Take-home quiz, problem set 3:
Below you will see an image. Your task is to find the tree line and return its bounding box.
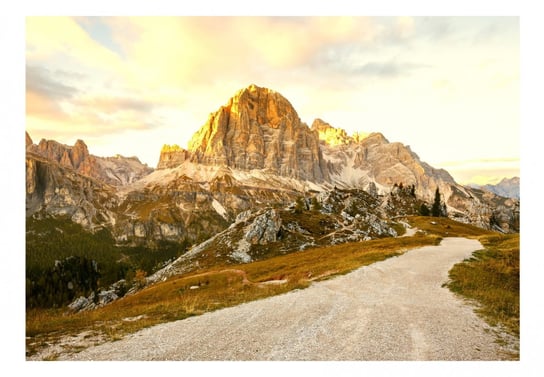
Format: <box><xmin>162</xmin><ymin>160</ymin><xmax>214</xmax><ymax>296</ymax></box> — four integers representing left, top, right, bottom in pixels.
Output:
<box><xmin>26</xmin><ymin>216</ymin><xmax>188</xmax><ymax>308</ymax></box>
<box><xmin>419</xmin><ymin>187</ymin><xmax>447</xmax><ymax>217</ymax></box>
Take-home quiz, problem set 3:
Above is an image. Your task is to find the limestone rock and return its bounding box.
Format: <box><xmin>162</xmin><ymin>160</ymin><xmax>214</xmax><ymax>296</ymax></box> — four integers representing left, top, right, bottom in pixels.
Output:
<box><xmin>26</xmin><ymin>131</ymin><xmax>33</xmax><ymax>148</ymax></box>
<box><xmin>157</xmin><ymin>144</ymin><xmax>191</xmax><ymax>169</ymax></box>
<box><xmin>188</xmin><ymin>84</ymin><xmax>329</xmax><ymax>182</ymax></box>
<box><xmin>311</xmin><ymin>118</ymin><xmax>357</xmax><ymax>146</ymax></box>
<box><xmin>25</xmin><ymin>153</ymin><xmax>118</xmax><ymax>228</ymax></box>
<box><xmin>27</xmin><ymin>134</ymin><xmax>152</xmax><ymax>186</ymax></box>
<box><xmin>71</xmin><ymin>139</ymin><xmax>90</xmax><ymax>169</ymax></box>
<box><xmin>244</xmin><ymin>209</ymin><xmax>282</xmax><ymax>245</ymax></box>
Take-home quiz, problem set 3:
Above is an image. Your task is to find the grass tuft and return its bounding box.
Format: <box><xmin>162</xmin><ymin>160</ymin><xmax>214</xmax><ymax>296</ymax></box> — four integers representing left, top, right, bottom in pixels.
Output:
<box><xmin>446</xmin><ymin>233</ymin><xmax>519</xmax><ymax>336</ymax></box>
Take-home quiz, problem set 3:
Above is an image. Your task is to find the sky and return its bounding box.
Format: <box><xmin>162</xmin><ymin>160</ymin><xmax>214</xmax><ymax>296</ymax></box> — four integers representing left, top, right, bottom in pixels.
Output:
<box><xmin>24</xmin><ymin>16</ymin><xmax>520</xmax><ymax>185</ymax></box>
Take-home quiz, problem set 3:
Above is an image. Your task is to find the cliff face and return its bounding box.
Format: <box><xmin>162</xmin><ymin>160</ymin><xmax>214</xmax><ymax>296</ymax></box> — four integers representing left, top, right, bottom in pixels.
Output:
<box><xmin>185</xmin><ymin>84</ymin><xmax>329</xmax><ymax>182</ymax></box>
<box><xmin>156</xmin><ymin>145</ymin><xmax>191</xmax><ymax>170</ymax></box>
<box><xmin>26</xmin><ymin>135</ymin><xmax>153</xmax><ymax>186</ymax></box>
<box><xmin>25</xmin><ymin>154</ymin><xmax>118</xmax><ymax>228</ymax></box>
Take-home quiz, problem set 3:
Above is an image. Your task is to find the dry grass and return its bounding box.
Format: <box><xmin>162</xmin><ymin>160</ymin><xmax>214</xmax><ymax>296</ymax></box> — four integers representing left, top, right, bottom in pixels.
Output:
<box><xmin>26</xmin><ymin>234</ymin><xmax>440</xmax><ymax>357</ymax></box>
<box><xmin>446</xmin><ymin>233</ymin><xmax>520</xmax><ymax>336</ymax></box>
<box><xmin>407</xmin><ymin>216</ymin><xmax>493</xmax><ymax>238</ymax></box>
<box><xmin>27</xmin><ymin>216</ymin><xmax>520</xmax><ymax>359</ymax></box>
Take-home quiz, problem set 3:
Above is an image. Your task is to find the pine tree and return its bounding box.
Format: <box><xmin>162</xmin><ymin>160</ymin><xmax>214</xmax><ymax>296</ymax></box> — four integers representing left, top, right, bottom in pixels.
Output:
<box><xmin>420</xmin><ymin>203</ymin><xmax>430</xmax><ymax>216</ymax></box>
<box><xmin>431</xmin><ymin>188</ymin><xmax>441</xmax><ymax>217</ymax></box>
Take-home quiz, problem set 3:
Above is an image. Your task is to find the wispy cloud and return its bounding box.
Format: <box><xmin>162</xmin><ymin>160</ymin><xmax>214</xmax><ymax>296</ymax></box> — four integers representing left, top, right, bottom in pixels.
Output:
<box><xmin>26</xmin><ymin>65</ymin><xmax>78</xmax><ymax>100</ymax></box>
<box><xmin>352</xmin><ymin>61</ymin><xmax>431</xmax><ymax>77</ymax></box>
<box><xmin>435</xmin><ymin>158</ymin><xmax>520</xmax><ymax>185</ymax></box>
<box><xmin>26</xmin><ymin>64</ymin><xmax>165</xmax><ymax>137</ymax></box>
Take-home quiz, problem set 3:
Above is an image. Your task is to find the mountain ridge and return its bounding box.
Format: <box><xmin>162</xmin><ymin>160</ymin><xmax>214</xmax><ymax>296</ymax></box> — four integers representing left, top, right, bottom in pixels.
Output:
<box><xmin>26</xmin><ymin>84</ymin><xmax>519</xmax><ymax>248</ymax></box>
<box><xmin>26</xmin><ymin>132</ymin><xmax>154</xmax><ymax>187</ymax></box>
<box><xmin>476</xmin><ymin>177</ymin><xmax>520</xmax><ymax>200</ymax></box>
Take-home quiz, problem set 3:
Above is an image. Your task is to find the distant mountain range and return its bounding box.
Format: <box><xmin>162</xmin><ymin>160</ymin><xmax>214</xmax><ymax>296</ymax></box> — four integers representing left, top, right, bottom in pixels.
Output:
<box><xmin>469</xmin><ymin>177</ymin><xmax>519</xmax><ymax>200</ymax></box>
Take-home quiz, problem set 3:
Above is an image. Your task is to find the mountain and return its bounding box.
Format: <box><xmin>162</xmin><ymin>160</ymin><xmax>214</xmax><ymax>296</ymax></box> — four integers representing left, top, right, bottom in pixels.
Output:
<box><xmin>25</xmin><ymin>151</ymin><xmax>119</xmax><ymax>228</ymax></box>
<box><xmin>26</xmin><ymin>84</ymin><xmax>519</xmax><ymax>249</ymax></box>
<box><xmin>478</xmin><ymin>177</ymin><xmax>520</xmax><ymax>200</ymax></box>
<box><xmin>147</xmin><ymin>186</ymin><xmax>428</xmax><ymax>284</ymax></box>
<box><xmin>26</xmin><ymin>132</ymin><xmax>153</xmax><ymax>186</ymax></box>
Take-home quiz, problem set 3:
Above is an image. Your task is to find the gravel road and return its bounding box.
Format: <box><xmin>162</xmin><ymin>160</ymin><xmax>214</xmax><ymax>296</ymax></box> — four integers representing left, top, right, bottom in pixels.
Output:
<box><xmin>61</xmin><ymin>237</ymin><xmax>514</xmax><ymax>361</ymax></box>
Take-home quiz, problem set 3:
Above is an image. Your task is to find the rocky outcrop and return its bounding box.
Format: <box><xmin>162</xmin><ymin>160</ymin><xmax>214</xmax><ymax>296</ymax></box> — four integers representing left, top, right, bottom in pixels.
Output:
<box><xmin>83</xmin><ymin>155</ymin><xmax>153</xmax><ymax>186</ymax></box>
<box><xmin>243</xmin><ymin>209</ymin><xmax>282</xmax><ymax>245</ymax></box>
<box><xmin>157</xmin><ymin>144</ymin><xmax>191</xmax><ymax>169</ymax></box>
<box><xmin>68</xmin><ymin>280</ymin><xmax>127</xmax><ymax>312</ymax></box>
<box><xmin>25</xmin><ymin>154</ymin><xmax>118</xmax><ymax>229</ymax></box>
<box><xmin>187</xmin><ymin>84</ymin><xmax>329</xmax><ymax>182</ymax></box>
<box><xmin>26</xmin><ymin>133</ymin><xmax>153</xmax><ymax>186</ymax></box>
<box><xmin>26</xmin><ymin>131</ymin><xmax>33</xmax><ymax>148</ymax></box>
<box><xmin>311</xmin><ymin>119</ymin><xmax>354</xmax><ymax>146</ymax></box>
<box><xmin>447</xmin><ymin>185</ymin><xmax>519</xmax><ymax>233</ymax></box>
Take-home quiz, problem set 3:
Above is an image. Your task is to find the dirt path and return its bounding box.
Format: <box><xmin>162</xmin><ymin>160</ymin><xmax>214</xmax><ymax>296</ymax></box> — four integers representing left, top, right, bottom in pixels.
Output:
<box><xmin>60</xmin><ymin>237</ymin><xmax>514</xmax><ymax>361</ymax></box>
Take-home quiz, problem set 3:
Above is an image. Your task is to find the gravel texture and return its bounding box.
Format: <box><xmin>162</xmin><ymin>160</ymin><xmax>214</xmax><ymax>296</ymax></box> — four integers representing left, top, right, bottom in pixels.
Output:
<box><xmin>60</xmin><ymin>237</ymin><xmax>514</xmax><ymax>361</ymax></box>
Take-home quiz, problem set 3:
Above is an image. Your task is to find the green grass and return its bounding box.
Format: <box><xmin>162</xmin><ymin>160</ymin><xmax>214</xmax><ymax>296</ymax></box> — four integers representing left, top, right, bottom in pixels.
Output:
<box><xmin>446</xmin><ymin>233</ymin><xmax>520</xmax><ymax>337</ymax></box>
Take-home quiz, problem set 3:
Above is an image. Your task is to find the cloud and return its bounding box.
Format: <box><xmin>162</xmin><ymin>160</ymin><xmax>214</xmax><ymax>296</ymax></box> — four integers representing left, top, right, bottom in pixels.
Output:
<box><xmin>395</xmin><ymin>17</ymin><xmax>415</xmax><ymax>39</ymax></box>
<box><xmin>26</xmin><ymin>16</ymin><xmax>123</xmax><ymax>72</ymax></box>
<box><xmin>353</xmin><ymin>61</ymin><xmax>431</xmax><ymax>77</ymax></box>
<box><xmin>98</xmin><ymin>16</ymin><xmax>382</xmax><ymax>89</ymax></box>
<box><xmin>435</xmin><ymin>158</ymin><xmax>520</xmax><ymax>185</ymax></box>
<box><xmin>26</xmin><ymin>65</ymin><xmax>78</xmax><ymax>100</ymax></box>
<box><xmin>26</xmin><ymin>65</ymin><xmax>165</xmax><ymax>138</ymax></box>
<box><xmin>75</xmin><ymin>95</ymin><xmax>155</xmax><ymax>114</ymax></box>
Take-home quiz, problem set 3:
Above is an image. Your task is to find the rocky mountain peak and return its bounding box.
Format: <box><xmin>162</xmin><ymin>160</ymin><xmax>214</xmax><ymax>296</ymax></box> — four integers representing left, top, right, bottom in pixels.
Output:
<box><xmin>157</xmin><ymin>144</ymin><xmax>190</xmax><ymax>170</ymax></box>
<box><xmin>479</xmin><ymin>176</ymin><xmax>520</xmax><ymax>199</ymax></box>
<box><xmin>185</xmin><ymin>84</ymin><xmax>329</xmax><ymax>182</ymax></box>
<box><xmin>362</xmin><ymin>132</ymin><xmax>389</xmax><ymax>146</ymax></box>
<box><xmin>27</xmin><ymin>135</ymin><xmax>152</xmax><ymax>186</ymax></box>
<box><xmin>311</xmin><ymin>118</ymin><xmax>354</xmax><ymax>146</ymax></box>
<box><xmin>26</xmin><ymin>131</ymin><xmax>33</xmax><ymax>148</ymax></box>
<box><xmin>71</xmin><ymin>139</ymin><xmax>90</xmax><ymax>169</ymax></box>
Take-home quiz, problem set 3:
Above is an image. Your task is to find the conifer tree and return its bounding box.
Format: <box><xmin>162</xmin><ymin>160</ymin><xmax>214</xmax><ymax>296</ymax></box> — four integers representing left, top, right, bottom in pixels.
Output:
<box><xmin>419</xmin><ymin>203</ymin><xmax>430</xmax><ymax>216</ymax></box>
<box><xmin>431</xmin><ymin>187</ymin><xmax>441</xmax><ymax>217</ymax></box>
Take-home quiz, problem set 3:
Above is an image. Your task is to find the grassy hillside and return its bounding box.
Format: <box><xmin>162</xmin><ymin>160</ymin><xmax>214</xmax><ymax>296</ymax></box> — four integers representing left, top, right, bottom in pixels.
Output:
<box><xmin>26</xmin><ymin>216</ymin><xmax>519</xmax><ymax>360</ymax></box>
<box><xmin>26</xmin><ymin>234</ymin><xmax>440</xmax><ymax>357</ymax></box>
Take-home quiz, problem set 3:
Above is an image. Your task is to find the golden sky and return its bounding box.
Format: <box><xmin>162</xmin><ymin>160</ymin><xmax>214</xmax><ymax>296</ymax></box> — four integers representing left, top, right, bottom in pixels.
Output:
<box><xmin>25</xmin><ymin>16</ymin><xmax>520</xmax><ymax>184</ymax></box>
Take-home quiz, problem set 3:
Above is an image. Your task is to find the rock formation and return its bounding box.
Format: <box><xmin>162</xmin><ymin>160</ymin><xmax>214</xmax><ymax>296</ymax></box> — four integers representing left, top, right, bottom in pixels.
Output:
<box><xmin>26</xmin><ymin>133</ymin><xmax>153</xmax><ymax>186</ymax></box>
<box><xmin>312</xmin><ymin>118</ymin><xmax>351</xmax><ymax>146</ymax></box>
<box><xmin>186</xmin><ymin>84</ymin><xmax>329</xmax><ymax>182</ymax></box>
<box><xmin>157</xmin><ymin>144</ymin><xmax>190</xmax><ymax>169</ymax></box>
<box><xmin>25</xmin><ymin>153</ymin><xmax>118</xmax><ymax>228</ymax></box>
<box><xmin>26</xmin><ymin>131</ymin><xmax>33</xmax><ymax>148</ymax></box>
